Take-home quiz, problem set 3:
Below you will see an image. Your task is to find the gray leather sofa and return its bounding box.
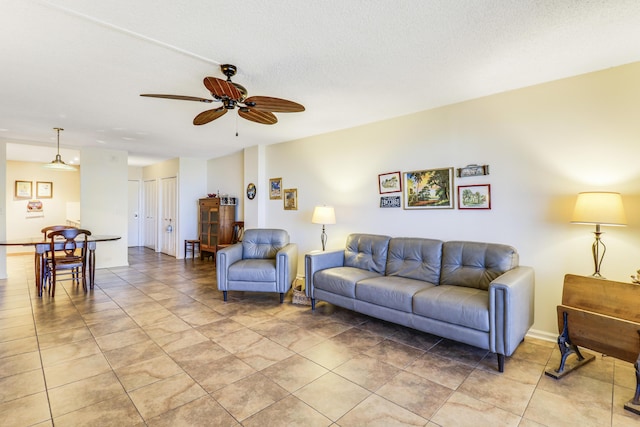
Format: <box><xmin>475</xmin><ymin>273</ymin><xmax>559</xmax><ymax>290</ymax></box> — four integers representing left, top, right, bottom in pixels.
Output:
<box><xmin>305</xmin><ymin>233</ymin><xmax>535</xmax><ymax>372</ymax></box>
<box><xmin>217</xmin><ymin>229</ymin><xmax>298</xmax><ymax>303</ymax></box>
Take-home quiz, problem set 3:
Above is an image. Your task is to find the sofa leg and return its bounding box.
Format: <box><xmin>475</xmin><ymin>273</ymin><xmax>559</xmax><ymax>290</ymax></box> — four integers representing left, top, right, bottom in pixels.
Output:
<box><xmin>497</xmin><ymin>354</ymin><xmax>505</xmax><ymax>372</ymax></box>
<box><xmin>279</xmin><ymin>293</ymin><xmax>284</xmax><ymax>303</ymax></box>
<box><xmin>223</xmin><ymin>291</ymin><xmax>228</xmax><ymax>302</ymax></box>
<box><xmin>311</xmin><ymin>298</ymin><xmax>315</xmax><ymax>310</ymax></box>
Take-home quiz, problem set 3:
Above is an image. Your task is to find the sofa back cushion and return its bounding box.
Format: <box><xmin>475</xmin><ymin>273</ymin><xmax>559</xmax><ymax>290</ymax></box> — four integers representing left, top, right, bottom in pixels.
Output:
<box><xmin>386</xmin><ymin>238</ymin><xmax>443</xmax><ymax>283</ymax></box>
<box><xmin>440</xmin><ymin>241</ymin><xmax>519</xmax><ymax>290</ymax></box>
<box><xmin>242</xmin><ymin>229</ymin><xmax>289</xmax><ymax>259</ymax></box>
<box><xmin>344</xmin><ymin>234</ymin><xmax>391</xmax><ymax>275</ymax></box>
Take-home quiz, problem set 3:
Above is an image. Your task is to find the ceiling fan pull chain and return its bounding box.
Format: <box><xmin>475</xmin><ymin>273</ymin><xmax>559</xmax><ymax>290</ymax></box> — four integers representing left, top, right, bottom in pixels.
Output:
<box><xmin>236</xmin><ymin>114</ymin><xmax>239</xmax><ymax>137</ymax></box>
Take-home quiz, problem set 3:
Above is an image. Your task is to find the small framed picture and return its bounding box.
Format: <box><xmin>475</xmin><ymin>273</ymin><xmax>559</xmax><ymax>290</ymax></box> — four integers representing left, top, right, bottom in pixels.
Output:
<box><xmin>269</xmin><ymin>177</ymin><xmax>282</xmax><ymax>199</ymax></box>
<box><xmin>458</xmin><ymin>184</ymin><xmax>491</xmax><ymax>209</ymax></box>
<box><xmin>36</xmin><ymin>181</ymin><xmax>53</xmax><ymax>198</ymax></box>
<box><xmin>456</xmin><ymin>164</ymin><xmax>490</xmax><ymax>178</ymax></box>
<box><xmin>403</xmin><ymin>168</ymin><xmax>454</xmax><ymax>209</ymax></box>
<box><xmin>378</xmin><ymin>171</ymin><xmax>402</xmax><ymax>194</ymax></box>
<box><xmin>283</xmin><ymin>188</ymin><xmax>298</xmax><ymax>210</ymax></box>
<box><xmin>15</xmin><ymin>180</ymin><xmax>32</xmax><ymax>199</ymax></box>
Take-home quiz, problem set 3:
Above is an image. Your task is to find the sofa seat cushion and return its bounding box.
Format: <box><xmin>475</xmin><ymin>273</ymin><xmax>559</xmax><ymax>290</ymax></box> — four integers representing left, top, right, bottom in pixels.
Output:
<box><xmin>413</xmin><ymin>285</ymin><xmax>490</xmax><ymax>332</ymax></box>
<box><xmin>228</xmin><ymin>259</ymin><xmax>276</xmax><ymax>282</ymax></box>
<box><xmin>356</xmin><ymin>276</ymin><xmax>435</xmax><ymax>313</ymax></box>
<box><xmin>314</xmin><ymin>267</ymin><xmax>381</xmax><ymax>298</ymax></box>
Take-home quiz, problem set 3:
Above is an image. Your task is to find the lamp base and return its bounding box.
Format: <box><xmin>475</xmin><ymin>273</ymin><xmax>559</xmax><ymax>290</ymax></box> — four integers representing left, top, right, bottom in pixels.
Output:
<box><xmin>320</xmin><ymin>225</ymin><xmax>327</xmax><ymax>251</ymax></box>
<box><xmin>591</xmin><ymin>226</ymin><xmax>606</xmax><ymax>279</ymax></box>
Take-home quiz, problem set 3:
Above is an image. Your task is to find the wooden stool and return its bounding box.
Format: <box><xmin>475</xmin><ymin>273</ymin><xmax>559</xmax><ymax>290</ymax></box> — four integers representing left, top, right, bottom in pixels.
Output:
<box><xmin>184</xmin><ymin>239</ymin><xmax>200</xmax><ymax>259</ymax></box>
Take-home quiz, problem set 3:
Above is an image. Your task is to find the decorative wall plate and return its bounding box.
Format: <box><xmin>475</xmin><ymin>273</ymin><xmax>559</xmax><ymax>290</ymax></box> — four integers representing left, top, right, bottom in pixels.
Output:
<box><xmin>246</xmin><ymin>183</ymin><xmax>256</xmax><ymax>200</ymax></box>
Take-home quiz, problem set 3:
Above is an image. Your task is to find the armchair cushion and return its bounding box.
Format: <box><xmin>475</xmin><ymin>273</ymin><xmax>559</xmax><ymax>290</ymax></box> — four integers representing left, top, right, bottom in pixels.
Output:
<box><xmin>242</xmin><ymin>229</ymin><xmax>289</xmax><ymax>259</ymax></box>
<box><xmin>229</xmin><ymin>259</ymin><xmax>276</xmax><ymax>282</ymax></box>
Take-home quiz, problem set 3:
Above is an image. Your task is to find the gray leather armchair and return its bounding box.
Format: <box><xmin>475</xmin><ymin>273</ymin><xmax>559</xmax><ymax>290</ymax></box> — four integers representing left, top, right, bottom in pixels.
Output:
<box><xmin>216</xmin><ymin>229</ymin><xmax>298</xmax><ymax>303</ymax></box>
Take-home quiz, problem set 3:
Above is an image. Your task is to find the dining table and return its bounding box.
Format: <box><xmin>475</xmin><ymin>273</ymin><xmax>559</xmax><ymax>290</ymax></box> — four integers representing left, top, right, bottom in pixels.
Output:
<box><xmin>0</xmin><ymin>235</ymin><xmax>121</xmax><ymax>296</ymax></box>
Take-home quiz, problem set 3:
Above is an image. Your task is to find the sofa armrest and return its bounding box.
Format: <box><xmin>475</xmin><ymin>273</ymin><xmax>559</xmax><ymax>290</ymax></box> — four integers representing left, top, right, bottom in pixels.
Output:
<box><xmin>489</xmin><ymin>266</ymin><xmax>535</xmax><ymax>356</ymax></box>
<box><xmin>276</xmin><ymin>243</ymin><xmax>298</xmax><ymax>293</ymax></box>
<box><xmin>216</xmin><ymin>243</ymin><xmax>243</xmax><ymax>291</ymax></box>
<box><xmin>304</xmin><ymin>250</ymin><xmax>345</xmax><ymax>298</ymax></box>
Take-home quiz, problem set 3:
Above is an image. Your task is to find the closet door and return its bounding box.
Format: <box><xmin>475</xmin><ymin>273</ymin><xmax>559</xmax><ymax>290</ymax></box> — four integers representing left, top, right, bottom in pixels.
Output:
<box><xmin>143</xmin><ymin>179</ymin><xmax>157</xmax><ymax>250</ymax></box>
<box><xmin>160</xmin><ymin>177</ymin><xmax>177</xmax><ymax>256</ymax></box>
<box><xmin>127</xmin><ymin>180</ymin><xmax>141</xmax><ymax>247</ymax></box>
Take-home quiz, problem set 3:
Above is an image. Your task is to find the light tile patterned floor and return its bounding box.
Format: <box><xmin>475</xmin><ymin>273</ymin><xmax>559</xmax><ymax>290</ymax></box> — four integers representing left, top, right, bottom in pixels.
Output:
<box><xmin>0</xmin><ymin>247</ymin><xmax>638</xmax><ymax>426</ymax></box>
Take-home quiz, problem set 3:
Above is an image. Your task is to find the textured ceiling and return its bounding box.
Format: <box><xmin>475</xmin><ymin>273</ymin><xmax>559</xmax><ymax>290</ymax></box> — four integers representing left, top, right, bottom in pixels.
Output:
<box><xmin>2</xmin><ymin>0</ymin><xmax>640</xmax><ymax>166</ymax></box>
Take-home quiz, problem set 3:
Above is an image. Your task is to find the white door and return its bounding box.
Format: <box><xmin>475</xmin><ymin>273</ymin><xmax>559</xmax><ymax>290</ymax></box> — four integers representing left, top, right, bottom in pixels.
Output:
<box><xmin>160</xmin><ymin>177</ymin><xmax>177</xmax><ymax>257</ymax></box>
<box><xmin>128</xmin><ymin>180</ymin><xmax>141</xmax><ymax>247</ymax></box>
<box><xmin>143</xmin><ymin>179</ymin><xmax>157</xmax><ymax>250</ymax></box>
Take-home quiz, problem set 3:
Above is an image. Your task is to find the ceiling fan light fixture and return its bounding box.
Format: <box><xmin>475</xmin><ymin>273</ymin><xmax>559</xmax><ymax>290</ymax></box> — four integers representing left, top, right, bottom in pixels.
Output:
<box><xmin>43</xmin><ymin>128</ymin><xmax>77</xmax><ymax>171</ymax></box>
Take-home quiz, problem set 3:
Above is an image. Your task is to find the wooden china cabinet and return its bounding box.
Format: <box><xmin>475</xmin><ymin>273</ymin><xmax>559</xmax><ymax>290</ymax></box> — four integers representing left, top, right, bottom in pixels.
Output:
<box><xmin>198</xmin><ymin>198</ymin><xmax>235</xmax><ymax>260</ymax></box>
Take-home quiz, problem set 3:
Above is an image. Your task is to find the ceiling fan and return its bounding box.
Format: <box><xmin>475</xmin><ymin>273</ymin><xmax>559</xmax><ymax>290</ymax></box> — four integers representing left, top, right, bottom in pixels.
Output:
<box><xmin>140</xmin><ymin>64</ymin><xmax>305</xmax><ymax>126</ymax></box>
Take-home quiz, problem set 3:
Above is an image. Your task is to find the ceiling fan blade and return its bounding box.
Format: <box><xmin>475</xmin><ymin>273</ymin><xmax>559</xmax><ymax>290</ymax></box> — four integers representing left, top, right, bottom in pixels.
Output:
<box><xmin>245</xmin><ymin>96</ymin><xmax>305</xmax><ymax>112</ymax></box>
<box><xmin>193</xmin><ymin>107</ymin><xmax>227</xmax><ymax>125</ymax></box>
<box><xmin>140</xmin><ymin>94</ymin><xmax>213</xmax><ymax>103</ymax></box>
<box><xmin>238</xmin><ymin>109</ymin><xmax>277</xmax><ymax>125</ymax></box>
<box><xmin>203</xmin><ymin>77</ymin><xmax>242</xmax><ymax>100</ymax></box>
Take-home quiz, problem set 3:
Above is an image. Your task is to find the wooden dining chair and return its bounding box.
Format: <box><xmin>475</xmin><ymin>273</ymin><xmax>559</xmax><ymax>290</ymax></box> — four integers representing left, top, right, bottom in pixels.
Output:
<box><xmin>40</xmin><ymin>225</ymin><xmax>76</xmax><ymax>291</ymax></box>
<box><xmin>47</xmin><ymin>228</ymin><xmax>91</xmax><ymax>297</ymax></box>
<box><xmin>216</xmin><ymin>221</ymin><xmax>245</xmax><ymax>252</ymax></box>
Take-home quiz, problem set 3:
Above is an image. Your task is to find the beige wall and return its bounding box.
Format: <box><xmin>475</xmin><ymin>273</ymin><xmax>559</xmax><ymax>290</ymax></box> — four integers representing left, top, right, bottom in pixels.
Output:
<box><xmin>208</xmin><ymin>62</ymin><xmax>640</xmax><ymax>338</ymax></box>
<box><xmin>5</xmin><ymin>160</ymin><xmax>80</xmax><ymax>253</ymax></box>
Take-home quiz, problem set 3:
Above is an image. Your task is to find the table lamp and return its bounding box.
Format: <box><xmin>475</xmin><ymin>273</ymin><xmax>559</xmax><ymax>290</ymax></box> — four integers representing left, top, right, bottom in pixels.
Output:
<box><xmin>312</xmin><ymin>206</ymin><xmax>336</xmax><ymax>251</ymax></box>
<box><xmin>571</xmin><ymin>192</ymin><xmax>627</xmax><ymax>278</ymax></box>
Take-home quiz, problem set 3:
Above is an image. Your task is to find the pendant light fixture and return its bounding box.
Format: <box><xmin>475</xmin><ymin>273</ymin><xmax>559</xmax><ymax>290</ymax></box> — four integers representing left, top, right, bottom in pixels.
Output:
<box><xmin>43</xmin><ymin>127</ymin><xmax>77</xmax><ymax>171</ymax></box>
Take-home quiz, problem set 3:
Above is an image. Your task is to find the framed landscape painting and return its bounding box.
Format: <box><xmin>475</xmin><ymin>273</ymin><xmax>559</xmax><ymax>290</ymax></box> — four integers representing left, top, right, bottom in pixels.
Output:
<box><xmin>403</xmin><ymin>168</ymin><xmax>454</xmax><ymax>209</ymax></box>
<box><xmin>458</xmin><ymin>184</ymin><xmax>491</xmax><ymax>209</ymax></box>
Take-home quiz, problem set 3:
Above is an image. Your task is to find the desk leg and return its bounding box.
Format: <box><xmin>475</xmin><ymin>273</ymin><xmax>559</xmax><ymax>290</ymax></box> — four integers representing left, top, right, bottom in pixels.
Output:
<box><xmin>34</xmin><ymin>253</ymin><xmax>42</xmax><ymax>297</ymax></box>
<box><xmin>89</xmin><ymin>249</ymin><xmax>96</xmax><ymax>289</ymax></box>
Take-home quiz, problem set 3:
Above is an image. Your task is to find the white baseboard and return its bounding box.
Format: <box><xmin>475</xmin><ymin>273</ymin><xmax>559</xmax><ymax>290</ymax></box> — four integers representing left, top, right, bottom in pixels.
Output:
<box><xmin>526</xmin><ymin>328</ymin><xmax>557</xmax><ymax>343</ymax></box>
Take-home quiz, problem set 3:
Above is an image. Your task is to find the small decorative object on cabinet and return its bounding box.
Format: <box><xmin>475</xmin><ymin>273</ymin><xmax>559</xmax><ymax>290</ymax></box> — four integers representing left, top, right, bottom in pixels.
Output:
<box><xmin>198</xmin><ymin>198</ymin><xmax>236</xmax><ymax>260</ymax></box>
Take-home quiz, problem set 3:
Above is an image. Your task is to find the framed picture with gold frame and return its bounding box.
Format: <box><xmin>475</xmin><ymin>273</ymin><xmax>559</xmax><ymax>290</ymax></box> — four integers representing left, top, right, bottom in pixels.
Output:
<box><xmin>283</xmin><ymin>188</ymin><xmax>298</xmax><ymax>210</ymax></box>
<box><xmin>269</xmin><ymin>177</ymin><xmax>282</xmax><ymax>199</ymax></box>
<box><xmin>15</xmin><ymin>180</ymin><xmax>32</xmax><ymax>199</ymax></box>
<box><xmin>36</xmin><ymin>181</ymin><xmax>53</xmax><ymax>198</ymax></box>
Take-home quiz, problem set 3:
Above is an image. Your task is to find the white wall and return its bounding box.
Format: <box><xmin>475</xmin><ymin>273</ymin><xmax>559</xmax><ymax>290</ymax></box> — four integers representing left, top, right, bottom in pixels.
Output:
<box><xmin>178</xmin><ymin>157</ymin><xmax>207</xmax><ymax>254</ymax></box>
<box><xmin>207</xmin><ymin>62</ymin><xmax>640</xmax><ymax>338</ymax></box>
<box><xmin>80</xmin><ymin>147</ymin><xmax>129</xmax><ymax>268</ymax></box>
<box><xmin>207</xmin><ymin>149</ymin><xmax>243</xmax><ymax>220</ymax></box>
<box><xmin>0</xmin><ymin>142</ymin><xmax>6</xmax><ymax>278</ymax></box>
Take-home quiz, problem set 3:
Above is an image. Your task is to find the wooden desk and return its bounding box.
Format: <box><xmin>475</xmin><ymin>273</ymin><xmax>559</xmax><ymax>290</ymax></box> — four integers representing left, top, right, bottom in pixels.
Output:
<box><xmin>0</xmin><ymin>235</ymin><xmax>121</xmax><ymax>296</ymax></box>
<box><xmin>547</xmin><ymin>274</ymin><xmax>640</xmax><ymax>414</ymax></box>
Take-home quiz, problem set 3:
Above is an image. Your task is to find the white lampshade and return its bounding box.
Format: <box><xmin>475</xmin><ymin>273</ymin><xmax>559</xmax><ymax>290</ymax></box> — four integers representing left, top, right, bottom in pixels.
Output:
<box><xmin>571</xmin><ymin>192</ymin><xmax>627</xmax><ymax>226</ymax></box>
<box><xmin>312</xmin><ymin>206</ymin><xmax>336</xmax><ymax>225</ymax></box>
